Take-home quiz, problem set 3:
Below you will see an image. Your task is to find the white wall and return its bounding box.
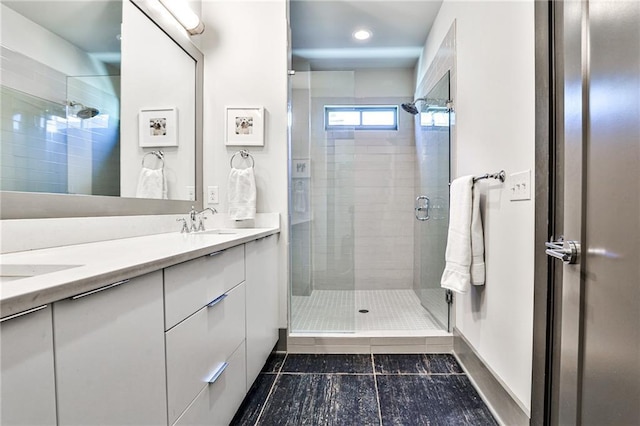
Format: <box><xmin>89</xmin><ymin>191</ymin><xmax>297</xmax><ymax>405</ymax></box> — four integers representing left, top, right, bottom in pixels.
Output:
<box><xmin>200</xmin><ymin>0</ymin><xmax>289</xmax><ymax>327</ymax></box>
<box><xmin>416</xmin><ymin>1</ymin><xmax>535</xmax><ymax>414</ymax></box>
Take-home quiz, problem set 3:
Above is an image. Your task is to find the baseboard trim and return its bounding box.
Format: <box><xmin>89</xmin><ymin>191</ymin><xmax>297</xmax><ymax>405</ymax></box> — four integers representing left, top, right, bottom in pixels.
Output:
<box><xmin>453</xmin><ymin>328</ymin><xmax>530</xmax><ymax>426</ymax></box>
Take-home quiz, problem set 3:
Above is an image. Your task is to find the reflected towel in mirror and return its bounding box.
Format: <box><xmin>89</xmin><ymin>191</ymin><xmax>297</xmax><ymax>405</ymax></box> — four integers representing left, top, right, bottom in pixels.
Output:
<box><xmin>228</xmin><ymin>167</ymin><xmax>256</xmax><ymax>220</ymax></box>
<box><xmin>136</xmin><ymin>167</ymin><xmax>167</xmax><ymax>199</ymax></box>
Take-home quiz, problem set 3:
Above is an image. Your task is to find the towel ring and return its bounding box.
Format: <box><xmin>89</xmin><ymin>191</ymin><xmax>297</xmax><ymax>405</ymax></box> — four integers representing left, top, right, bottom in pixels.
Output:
<box><xmin>142</xmin><ymin>150</ymin><xmax>164</xmax><ymax>170</ymax></box>
<box><xmin>230</xmin><ymin>149</ymin><xmax>255</xmax><ymax>169</ymax></box>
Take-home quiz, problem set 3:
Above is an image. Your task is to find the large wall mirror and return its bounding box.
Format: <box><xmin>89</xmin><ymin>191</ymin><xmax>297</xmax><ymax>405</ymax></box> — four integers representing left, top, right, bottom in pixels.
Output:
<box><xmin>0</xmin><ymin>0</ymin><xmax>203</xmax><ymax>218</ymax></box>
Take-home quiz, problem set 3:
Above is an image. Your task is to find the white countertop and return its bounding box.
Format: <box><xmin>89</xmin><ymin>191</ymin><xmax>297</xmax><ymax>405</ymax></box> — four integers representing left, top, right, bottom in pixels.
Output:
<box><xmin>0</xmin><ymin>227</ymin><xmax>279</xmax><ymax>318</ymax></box>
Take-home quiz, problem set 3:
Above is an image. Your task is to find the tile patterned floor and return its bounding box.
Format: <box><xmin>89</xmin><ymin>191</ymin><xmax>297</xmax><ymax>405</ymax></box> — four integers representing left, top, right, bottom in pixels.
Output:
<box><xmin>291</xmin><ymin>290</ymin><xmax>447</xmax><ymax>333</ymax></box>
<box><xmin>231</xmin><ymin>353</ymin><xmax>497</xmax><ymax>426</ymax></box>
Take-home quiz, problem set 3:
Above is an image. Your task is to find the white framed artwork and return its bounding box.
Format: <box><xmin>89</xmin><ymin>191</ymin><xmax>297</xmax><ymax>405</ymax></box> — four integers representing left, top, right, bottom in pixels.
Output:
<box><xmin>139</xmin><ymin>107</ymin><xmax>178</xmax><ymax>147</ymax></box>
<box><xmin>225</xmin><ymin>106</ymin><xmax>264</xmax><ymax>146</ymax></box>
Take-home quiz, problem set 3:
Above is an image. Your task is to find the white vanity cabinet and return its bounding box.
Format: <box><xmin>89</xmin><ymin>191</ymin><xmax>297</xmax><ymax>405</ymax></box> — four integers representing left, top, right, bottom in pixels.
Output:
<box><xmin>164</xmin><ymin>244</ymin><xmax>245</xmax><ymax>330</ymax></box>
<box><xmin>0</xmin><ymin>305</ymin><xmax>57</xmax><ymax>426</ymax></box>
<box><xmin>0</xmin><ymin>230</ymin><xmax>280</xmax><ymax>425</ymax></box>
<box><xmin>164</xmin><ymin>245</ymin><xmax>247</xmax><ymax>425</ymax></box>
<box><xmin>245</xmin><ymin>234</ymin><xmax>279</xmax><ymax>388</ymax></box>
<box><xmin>53</xmin><ymin>271</ymin><xmax>167</xmax><ymax>426</ymax></box>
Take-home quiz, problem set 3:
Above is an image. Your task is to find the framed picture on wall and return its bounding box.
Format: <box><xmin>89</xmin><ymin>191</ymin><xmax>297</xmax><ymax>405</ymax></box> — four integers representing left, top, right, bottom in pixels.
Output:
<box><xmin>225</xmin><ymin>106</ymin><xmax>264</xmax><ymax>146</ymax></box>
<box><xmin>139</xmin><ymin>107</ymin><xmax>178</xmax><ymax>147</ymax></box>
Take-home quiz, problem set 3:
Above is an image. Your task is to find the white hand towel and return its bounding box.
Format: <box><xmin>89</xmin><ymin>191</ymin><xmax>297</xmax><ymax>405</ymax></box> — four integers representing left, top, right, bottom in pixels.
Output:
<box><xmin>136</xmin><ymin>167</ymin><xmax>167</xmax><ymax>199</ymax></box>
<box><xmin>228</xmin><ymin>167</ymin><xmax>256</xmax><ymax>220</ymax></box>
<box><xmin>440</xmin><ymin>176</ymin><xmax>474</xmax><ymax>293</ymax></box>
<box><xmin>470</xmin><ymin>183</ymin><xmax>486</xmax><ymax>285</ymax></box>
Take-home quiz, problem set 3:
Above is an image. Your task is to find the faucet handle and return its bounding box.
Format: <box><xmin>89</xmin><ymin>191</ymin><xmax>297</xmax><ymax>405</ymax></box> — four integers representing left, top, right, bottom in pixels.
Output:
<box><xmin>195</xmin><ymin>208</ymin><xmax>216</xmax><ymax>232</ymax></box>
<box><xmin>176</xmin><ymin>218</ymin><xmax>189</xmax><ymax>233</ymax></box>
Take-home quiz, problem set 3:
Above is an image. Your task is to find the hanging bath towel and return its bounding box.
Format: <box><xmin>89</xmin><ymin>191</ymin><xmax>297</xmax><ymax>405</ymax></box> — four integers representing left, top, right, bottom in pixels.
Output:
<box><xmin>440</xmin><ymin>175</ymin><xmax>485</xmax><ymax>293</ymax></box>
<box><xmin>470</xmin><ymin>183</ymin><xmax>486</xmax><ymax>286</ymax></box>
<box><xmin>136</xmin><ymin>167</ymin><xmax>167</xmax><ymax>199</ymax></box>
<box><xmin>228</xmin><ymin>167</ymin><xmax>256</xmax><ymax>220</ymax></box>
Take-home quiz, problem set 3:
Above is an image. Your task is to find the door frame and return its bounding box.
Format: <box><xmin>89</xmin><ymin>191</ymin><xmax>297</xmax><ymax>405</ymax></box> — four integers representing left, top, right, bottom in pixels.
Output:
<box><xmin>531</xmin><ymin>0</ymin><xmax>561</xmax><ymax>424</ymax></box>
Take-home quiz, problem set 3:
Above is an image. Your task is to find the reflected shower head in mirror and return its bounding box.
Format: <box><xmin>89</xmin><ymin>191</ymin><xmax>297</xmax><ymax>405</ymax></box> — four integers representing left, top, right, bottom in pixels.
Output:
<box><xmin>65</xmin><ymin>101</ymin><xmax>100</xmax><ymax>119</ymax></box>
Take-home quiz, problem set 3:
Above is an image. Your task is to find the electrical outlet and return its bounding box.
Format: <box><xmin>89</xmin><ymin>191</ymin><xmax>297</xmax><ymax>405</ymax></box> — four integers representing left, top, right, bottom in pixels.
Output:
<box><xmin>186</xmin><ymin>186</ymin><xmax>195</xmax><ymax>201</ymax></box>
<box><xmin>207</xmin><ymin>186</ymin><xmax>219</xmax><ymax>204</ymax></box>
<box><xmin>509</xmin><ymin>170</ymin><xmax>531</xmax><ymax>201</ymax></box>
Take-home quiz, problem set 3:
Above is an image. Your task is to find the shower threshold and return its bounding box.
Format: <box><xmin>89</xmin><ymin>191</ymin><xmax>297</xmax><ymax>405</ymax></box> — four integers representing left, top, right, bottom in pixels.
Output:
<box><xmin>287</xmin><ymin>332</ymin><xmax>453</xmax><ymax>354</ymax></box>
<box><xmin>288</xmin><ymin>290</ymin><xmax>452</xmax><ymax>353</ymax></box>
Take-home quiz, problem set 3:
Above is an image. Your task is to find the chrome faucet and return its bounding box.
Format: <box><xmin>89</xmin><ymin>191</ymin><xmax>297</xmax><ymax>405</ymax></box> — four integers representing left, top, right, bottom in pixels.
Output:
<box><xmin>188</xmin><ymin>206</ymin><xmax>198</xmax><ymax>232</ymax></box>
<box><xmin>176</xmin><ymin>218</ymin><xmax>189</xmax><ymax>233</ymax></box>
<box><xmin>196</xmin><ymin>207</ymin><xmax>218</xmax><ymax>231</ymax></box>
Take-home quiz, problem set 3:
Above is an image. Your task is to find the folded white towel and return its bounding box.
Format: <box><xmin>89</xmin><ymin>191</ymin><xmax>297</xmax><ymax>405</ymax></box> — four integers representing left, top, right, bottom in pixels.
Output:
<box><xmin>470</xmin><ymin>183</ymin><xmax>486</xmax><ymax>285</ymax></box>
<box><xmin>136</xmin><ymin>167</ymin><xmax>167</xmax><ymax>199</ymax></box>
<box><xmin>228</xmin><ymin>167</ymin><xmax>256</xmax><ymax>220</ymax></box>
<box><xmin>441</xmin><ymin>175</ymin><xmax>485</xmax><ymax>293</ymax></box>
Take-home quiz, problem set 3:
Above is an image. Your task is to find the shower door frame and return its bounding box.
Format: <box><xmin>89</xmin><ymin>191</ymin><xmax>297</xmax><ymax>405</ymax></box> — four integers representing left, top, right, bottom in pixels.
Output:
<box><xmin>413</xmin><ymin>70</ymin><xmax>453</xmax><ymax>333</ymax></box>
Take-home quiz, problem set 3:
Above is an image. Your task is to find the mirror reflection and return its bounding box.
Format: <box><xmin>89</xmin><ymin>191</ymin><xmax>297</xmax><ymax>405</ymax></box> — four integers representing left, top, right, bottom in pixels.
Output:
<box><xmin>0</xmin><ymin>0</ymin><xmax>196</xmax><ymax>201</ymax></box>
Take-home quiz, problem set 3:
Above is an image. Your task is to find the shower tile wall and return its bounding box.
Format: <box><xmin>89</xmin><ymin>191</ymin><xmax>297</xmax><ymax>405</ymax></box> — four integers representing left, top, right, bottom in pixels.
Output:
<box><xmin>352</xmin><ymin>96</ymin><xmax>415</xmax><ymax>290</ymax></box>
<box><xmin>0</xmin><ymin>47</ymin><xmax>120</xmax><ymax>196</ymax></box>
<box><xmin>309</xmin><ymin>94</ymin><xmax>416</xmax><ymax>291</ymax></box>
<box><xmin>1</xmin><ymin>47</ymin><xmax>68</xmax><ymax>193</ymax></box>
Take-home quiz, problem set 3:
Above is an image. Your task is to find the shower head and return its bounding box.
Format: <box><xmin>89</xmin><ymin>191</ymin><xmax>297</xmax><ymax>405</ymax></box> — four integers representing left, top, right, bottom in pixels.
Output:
<box><xmin>401</xmin><ymin>101</ymin><xmax>420</xmax><ymax>115</ymax></box>
<box><xmin>76</xmin><ymin>106</ymin><xmax>100</xmax><ymax>119</ymax></box>
<box><xmin>65</xmin><ymin>101</ymin><xmax>100</xmax><ymax>119</ymax></box>
<box><xmin>401</xmin><ymin>97</ymin><xmax>453</xmax><ymax>115</ymax></box>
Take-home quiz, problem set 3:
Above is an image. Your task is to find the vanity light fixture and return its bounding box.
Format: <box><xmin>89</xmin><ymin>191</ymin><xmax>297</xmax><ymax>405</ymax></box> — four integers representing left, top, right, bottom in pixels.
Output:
<box><xmin>353</xmin><ymin>29</ymin><xmax>372</xmax><ymax>41</ymax></box>
<box><xmin>158</xmin><ymin>0</ymin><xmax>205</xmax><ymax>35</ymax></box>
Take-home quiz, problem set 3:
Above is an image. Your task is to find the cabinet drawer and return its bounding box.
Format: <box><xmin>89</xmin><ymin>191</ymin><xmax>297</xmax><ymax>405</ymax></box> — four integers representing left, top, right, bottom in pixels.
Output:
<box><xmin>172</xmin><ymin>340</ymin><xmax>247</xmax><ymax>426</ymax></box>
<box><xmin>1</xmin><ymin>305</ymin><xmax>56</xmax><ymax>426</ymax></box>
<box><xmin>166</xmin><ymin>282</ymin><xmax>246</xmax><ymax>425</ymax></box>
<box><xmin>164</xmin><ymin>244</ymin><xmax>244</xmax><ymax>330</ymax></box>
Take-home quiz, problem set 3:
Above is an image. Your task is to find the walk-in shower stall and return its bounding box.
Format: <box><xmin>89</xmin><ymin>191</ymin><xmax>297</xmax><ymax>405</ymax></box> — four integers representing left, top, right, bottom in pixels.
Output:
<box><xmin>289</xmin><ymin>70</ymin><xmax>452</xmax><ymax>335</ymax></box>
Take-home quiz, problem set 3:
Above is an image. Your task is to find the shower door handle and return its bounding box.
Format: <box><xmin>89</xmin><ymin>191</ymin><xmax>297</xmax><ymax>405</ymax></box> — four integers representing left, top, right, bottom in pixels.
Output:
<box><xmin>415</xmin><ymin>196</ymin><xmax>430</xmax><ymax>221</ymax></box>
<box><xmin>545</xmin><ymin>237</ymin><xmax>581</xmax><ymax>265</ymax></box>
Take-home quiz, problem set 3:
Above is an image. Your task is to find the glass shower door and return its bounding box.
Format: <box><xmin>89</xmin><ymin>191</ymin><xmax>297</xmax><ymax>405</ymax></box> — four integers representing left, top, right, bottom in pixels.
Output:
<box><xmin>414</xmin><ymin>71</ymin><xmax>451</xmax><ymax>330</ymax></box>
<box><xmin>289</xmin><ymin>70</ymin><xmax>357</xmax><ymax>333</ymax></box>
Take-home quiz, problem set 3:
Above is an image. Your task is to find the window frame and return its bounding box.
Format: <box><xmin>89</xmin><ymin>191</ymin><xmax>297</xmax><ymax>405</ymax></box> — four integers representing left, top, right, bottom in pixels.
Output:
<box><xmin>324</xmin><ymin>105</ymin><xmax>399</xmax><ymax>131</ymax></box>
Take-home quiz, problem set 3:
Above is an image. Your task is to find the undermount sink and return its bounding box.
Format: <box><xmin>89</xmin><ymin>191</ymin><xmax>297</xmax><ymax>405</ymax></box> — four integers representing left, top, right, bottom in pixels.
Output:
<box><xmin>0</xmin><ymin>264</ymin><xmax>82</xmax><ymax>283</ymax></box>
<box><xmin>195</xmin><ymin>229</ymin><xmax>237</xmax><ymax>235</ymax></box>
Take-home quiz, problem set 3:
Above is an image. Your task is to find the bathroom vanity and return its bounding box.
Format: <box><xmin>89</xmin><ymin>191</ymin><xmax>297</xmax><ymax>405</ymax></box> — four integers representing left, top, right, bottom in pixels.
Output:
<box><xmin>0</xmin><ymin>228</ymin><xmax>279</xmax><ymax>425</ymax></box>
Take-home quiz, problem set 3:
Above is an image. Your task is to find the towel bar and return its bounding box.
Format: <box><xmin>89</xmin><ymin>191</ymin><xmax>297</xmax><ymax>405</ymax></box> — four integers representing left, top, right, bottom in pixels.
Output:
<box><xmin>230</xmin><ymin>149</ymin><xmax>255</xmax><ymax>169</ymax></box>
<box><xmin>142</xmin><ymin>151</ymin><xmax>164</xmax><ymax>169</ymax></box>
<box><xmin>473</xmin><ymin>170</ymin><xmax>505</xmax><ymax>183</ymax></box>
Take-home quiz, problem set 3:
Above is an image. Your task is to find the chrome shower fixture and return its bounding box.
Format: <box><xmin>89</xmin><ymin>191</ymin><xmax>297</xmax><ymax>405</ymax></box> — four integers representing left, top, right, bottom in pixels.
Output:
<box><xmin>65</xmin><ymin>101</ymin><xmax>100</xmax><ymax>119</ymax></box>
<box><xmin>401</xmin><ymin>97</ymin><xmax>453</xmax><ymax>115</ymax></box>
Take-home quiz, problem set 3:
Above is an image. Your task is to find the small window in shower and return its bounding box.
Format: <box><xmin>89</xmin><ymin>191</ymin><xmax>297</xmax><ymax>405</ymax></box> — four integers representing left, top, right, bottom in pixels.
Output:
<box><xmin>324</xmin><ymin>105</ymin><xmax>398</xmax><ymax>130</ymax></box>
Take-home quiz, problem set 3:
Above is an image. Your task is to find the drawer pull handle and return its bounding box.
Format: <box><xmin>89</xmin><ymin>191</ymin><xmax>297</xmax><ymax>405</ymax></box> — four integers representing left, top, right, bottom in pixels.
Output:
<box><xmin>71</xmin><ymin>279</ymin><xmax>130</xmax><ymax>300</ymax></box>
<box><xmin>207</xmin><ymin>293</ymin><xmax>227</xmax><ymax>308</ymax></box>
<box><xmin>0</xmin><ymin>305</ymin><xmax>48</xmax><ymax>323</ymax></box>
<box><xmin>207</xmin><ymin>250</ymin><xmax>224</xmax><ymax>257</ymax></box>
<box><xmin>207</xmin><ymin>362</ymin><xmax>229</xmax><ymax>384</ymax></box>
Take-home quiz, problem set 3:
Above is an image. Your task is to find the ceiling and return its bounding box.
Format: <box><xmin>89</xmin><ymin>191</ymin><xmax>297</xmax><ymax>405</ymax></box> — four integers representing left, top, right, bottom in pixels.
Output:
<box><xmin>290</xmin><ymin>0</ymin><xmax>443</xmax><ymax>70</ymax></box>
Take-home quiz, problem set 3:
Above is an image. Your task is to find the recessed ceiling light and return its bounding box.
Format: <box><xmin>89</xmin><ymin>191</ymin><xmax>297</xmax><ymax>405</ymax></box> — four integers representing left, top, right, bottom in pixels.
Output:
<box><xmin>353</xmin><ymin>29</ymin><xmax>372</xmax><ymax>41</ymax></box>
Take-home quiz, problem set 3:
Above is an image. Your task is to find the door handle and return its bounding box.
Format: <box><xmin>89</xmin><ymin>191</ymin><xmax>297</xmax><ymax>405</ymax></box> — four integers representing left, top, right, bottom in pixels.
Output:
<box><xmin>415</xmin><ymin>196</ymin><xmax>430</xmax><ymax>221</ymax></box>
<box><xmin>545</xmin><ymin>237</ymin><xmax>581</xmax><ymax>265</ymax></box>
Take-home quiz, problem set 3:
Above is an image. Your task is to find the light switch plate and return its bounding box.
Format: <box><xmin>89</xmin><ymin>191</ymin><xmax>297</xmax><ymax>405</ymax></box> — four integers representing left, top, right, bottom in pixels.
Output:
<box><xmin>509</xmin><ymin>170</ymin><xmax>531</xmax><ymax>201</ymax></box>
<box><xmin>186</xmin><ymin>186</ymin><xmax>195</xmax><ymax>201</ymax></box>
<box><xmin>207</xmin><ymin>186</ymin><xmax>219</xmax><ymax>204</ymax></box>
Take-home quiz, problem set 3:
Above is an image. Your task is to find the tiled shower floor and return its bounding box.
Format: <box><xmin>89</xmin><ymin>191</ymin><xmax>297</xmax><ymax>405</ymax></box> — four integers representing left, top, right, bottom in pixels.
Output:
<box><xmin>291</xmin><ymin>290</ymin><xmax>447</xmax><ymax>333</ymax></box>
<box><xmin>231</xmin><ymin>353</ymin><xmax>497</xmax><ymax>426</ymax></box>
